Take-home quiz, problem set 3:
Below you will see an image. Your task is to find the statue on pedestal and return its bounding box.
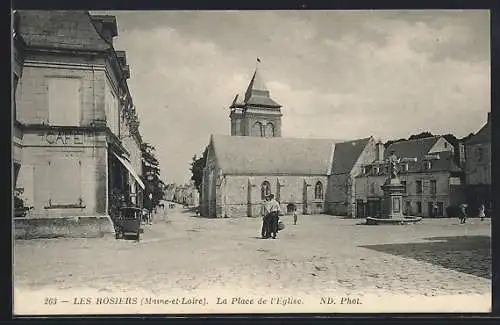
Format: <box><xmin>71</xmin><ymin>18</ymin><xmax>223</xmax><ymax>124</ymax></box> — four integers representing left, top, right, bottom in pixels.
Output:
<box><xmin>388</xmin><ymin>151</ymin><xmax>400</xmax><ymax>179</ymax></box>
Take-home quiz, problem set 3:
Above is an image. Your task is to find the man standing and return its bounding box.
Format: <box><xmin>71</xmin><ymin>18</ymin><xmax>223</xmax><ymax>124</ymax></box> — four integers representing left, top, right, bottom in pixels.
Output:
<box><xmin>268</xmin><ymin>194</ymin><xmax>281</xmax><ymax>239</ymax></box>
<box><xmin>261</xmin><ymin>195</ymin><xmax>271</xmax><ymax>239</ymax></box>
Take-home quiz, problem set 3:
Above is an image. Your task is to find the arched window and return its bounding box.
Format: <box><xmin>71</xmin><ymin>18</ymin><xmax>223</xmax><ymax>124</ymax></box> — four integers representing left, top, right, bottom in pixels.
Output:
<box><xmin>314</xmin><ymin>181</ymin><xmax>323</xmax><ymax>200</ymax></box>
<box><xmin>265</xmin><ymin>123</ymin><xmax>274</xmax><ymax>137</ymax></box>
<box><xmin>261</xmin><ymin>181</ymin><xmax>271</xmax><ymax>200</ymax></box>
<box><xmin>252</xmin><ymin>122</ymin><xmax>263</xmax><ymax>137</ymax></box>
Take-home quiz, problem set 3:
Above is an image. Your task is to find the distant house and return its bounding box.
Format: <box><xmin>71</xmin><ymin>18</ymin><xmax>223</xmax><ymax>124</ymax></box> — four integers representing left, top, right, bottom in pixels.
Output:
<box><xmin>465</xmin><ymin>112</ymin><xmax>491</xmax><ymax>213</ymax></box>
<box><xmin>325</xmin><ymin>137</ymin><xmax>378</xmax><ymax>217</ymax></box>
<box><xmin>355</xmin><ymin>136</ymin><xmax>464</xmax><ymax>218</ymax></box>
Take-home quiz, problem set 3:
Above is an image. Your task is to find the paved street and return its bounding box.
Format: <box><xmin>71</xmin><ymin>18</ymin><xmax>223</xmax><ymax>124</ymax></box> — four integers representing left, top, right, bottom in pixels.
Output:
<box><xmin>14</xmin><ymin>204</ymin><xmax>491</xmax><ymax>312</ymax></box>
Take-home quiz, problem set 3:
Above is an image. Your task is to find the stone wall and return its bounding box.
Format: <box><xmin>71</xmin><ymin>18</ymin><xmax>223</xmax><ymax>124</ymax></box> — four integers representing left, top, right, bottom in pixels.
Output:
<box><xmin>16</xmin><ymin>59</ymin><xmax>108</xmax><ymax>126</ymax></box>
<box><xmin>14</xmin><ymin>215</ymin><xmax>115</xmax><ymax>239</ymax></box>
<box><xmin>466</xmin><ymin>142</ymin><xmax>491</xmax><ymax>185</ymax></box>
<box><xmin>16</xmin><ymin>129</ymin><xmax>109</xmax><ymax>218</ymax></box>
<box><xmin>215</xmin><ymin>175</ymin><xmax>327</xmax><ymax>218</ymax></box>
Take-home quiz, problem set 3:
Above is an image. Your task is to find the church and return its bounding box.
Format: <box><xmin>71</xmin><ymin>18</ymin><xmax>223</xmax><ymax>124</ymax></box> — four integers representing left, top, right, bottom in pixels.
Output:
<box><xmin>200</xmin><ymin>65</ymin><xmax>378</xmax><ymax>218</ymax></box>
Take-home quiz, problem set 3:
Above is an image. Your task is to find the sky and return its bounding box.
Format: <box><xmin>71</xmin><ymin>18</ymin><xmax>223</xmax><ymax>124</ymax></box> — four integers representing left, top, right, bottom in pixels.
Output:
<box><xmin>94</xmin><ymin>10</ymin><xmax>490</xmax><ymax>184</ymax></box>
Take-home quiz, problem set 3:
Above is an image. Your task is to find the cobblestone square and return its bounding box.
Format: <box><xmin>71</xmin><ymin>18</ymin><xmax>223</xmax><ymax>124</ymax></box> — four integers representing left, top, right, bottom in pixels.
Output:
<box><xmin>14</xmin><ymin>205</ymin><xmax>491</xmax><ymax>313</ymax></box>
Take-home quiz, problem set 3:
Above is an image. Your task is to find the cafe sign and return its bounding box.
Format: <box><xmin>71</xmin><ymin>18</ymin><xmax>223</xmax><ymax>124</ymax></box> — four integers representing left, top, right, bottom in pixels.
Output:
<box><xmin>40</xmin><ymin>129</ymin><xmax>87</xmax><ymax>145</ymax></box>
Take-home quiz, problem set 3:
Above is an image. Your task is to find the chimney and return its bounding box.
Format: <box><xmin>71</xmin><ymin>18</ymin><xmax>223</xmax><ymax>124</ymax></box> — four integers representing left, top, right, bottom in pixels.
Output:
<box><xmin>376</xmin><ymin>140</ymin><xmax>385</xmax><ymax>162</ymax></box>
<box><xmin>458</xmin><ymin>142</ymin><xmax>466</xmax><ymax>167</ymax></box>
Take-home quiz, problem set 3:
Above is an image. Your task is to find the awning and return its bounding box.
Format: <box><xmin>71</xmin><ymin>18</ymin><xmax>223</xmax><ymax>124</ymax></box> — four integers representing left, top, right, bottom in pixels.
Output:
<box><xmin>112</xmin><ymin>152</ymin><xmax>145</xmax><ymax>190</ymax></box>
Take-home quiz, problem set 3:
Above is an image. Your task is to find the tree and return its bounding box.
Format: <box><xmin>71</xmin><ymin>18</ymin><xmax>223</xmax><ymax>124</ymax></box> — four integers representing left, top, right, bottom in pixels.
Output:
<box><xmin>190</xmin><ymin>146</ymin><xmax>208</xmax><ymax>195</ymax></box>
<box><xmin>141</xmin><ymin>142</ymin><xmax>163</xmax><ymax>209</ymax></box>
<box><xmin>408</xmin><ymin>132</ymin><xmax>434</xmax><ymax>140</ymax></box>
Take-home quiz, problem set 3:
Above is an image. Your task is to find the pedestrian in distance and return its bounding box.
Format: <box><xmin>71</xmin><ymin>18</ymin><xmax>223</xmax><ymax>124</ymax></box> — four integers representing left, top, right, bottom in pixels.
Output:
<box><xmin>459</xmin><ymin>204</ymin><xmax>468</xmax><ymax>224</ymax></box>
<box><xmin>478</xmin><ymin>203</ymin><xmax>486</xmax><ymax>221</ymax></box>
<box><xmin>287</xmin><ymin>203</ymin><xmax>297</xmax><ymax>225</ymax></box>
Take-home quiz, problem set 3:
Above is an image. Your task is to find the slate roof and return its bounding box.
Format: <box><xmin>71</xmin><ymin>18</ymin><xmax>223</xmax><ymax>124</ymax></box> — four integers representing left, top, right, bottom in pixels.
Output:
<box><xmin>330</xmin><ymin>137</ymin><xmax>372</xmax><ymax>174</ymax></box>
<box><xmin>210</xmin><ymin>135</ymin><xmax>338</xmax><ymax>175</ymax></box>
<box><xmin>467</xmin><ymin>118</ymin><xmax>490</xmax><ymax>145</ymax></box>
<box><xmin>357</xmin><ymin>151</ymin><xmax>462</xmax><ymax>178</ymax></box>
<box><xmin>385</xmin><ymin>136</ymin><xmax>440</xmax><ymax>160</ymax></box>
<box><xmin>230</xmin><ymin>68</ymin><xmax>281</xmax><ymax>108</ymax></box>
<box><xmin>17</xmin><ymin>10</ymin><xmax>111</xmax><ymax>52</ymax></box>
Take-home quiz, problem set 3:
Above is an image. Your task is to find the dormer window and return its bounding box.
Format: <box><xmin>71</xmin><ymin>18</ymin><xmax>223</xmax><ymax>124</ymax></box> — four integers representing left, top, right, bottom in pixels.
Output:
<box><xmin>374</xmin><ymin>166</ymin><xmax>380</xmax><ymax>174</ymax></box>
<box><xmin>404</xmin><ymin>163</ymin><xmax>409</xmax><ymax>172</ymax></box>
<box><xmin>362</xmin><ymin>166</ymin><xmax>366</xmax><ymax>175</ymax></box>
<box><xmin>425</xmin><ymin>161</ymin><xmax>432</xmax><ymax>170</ymax></box>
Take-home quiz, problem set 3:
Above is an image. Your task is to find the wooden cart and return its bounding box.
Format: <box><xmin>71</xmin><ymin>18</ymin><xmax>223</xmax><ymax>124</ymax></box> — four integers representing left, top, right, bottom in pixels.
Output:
<box><xmin>115</xmin><ymin>206</ymin><xmax>143</xmax><ymax>241</ymax></box>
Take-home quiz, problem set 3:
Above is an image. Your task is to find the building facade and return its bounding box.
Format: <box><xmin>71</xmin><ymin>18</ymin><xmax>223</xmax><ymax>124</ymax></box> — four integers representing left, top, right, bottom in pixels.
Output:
<box><xmin>325</xmin><ymin>138</ymin><xmax>378</xmax><ymax>217</ymax></box>
<box><xmin>13</xmin><ymin>11</ymin><xmax>144</xmax><ymax>220</ymax></box>
<box><xmin>465</xmin><ymin>112</ymin><xmax>491</xmax><ymax>214</ymax></box>
<box><xmin>355</xmin><ymin>137</ymin><xmax>464</xmax><ymax>218</ymax></box>
<box><xmin>200</xmin><ymin>135</ymin><xmax>333</xmax><ymax>218</ymax></box>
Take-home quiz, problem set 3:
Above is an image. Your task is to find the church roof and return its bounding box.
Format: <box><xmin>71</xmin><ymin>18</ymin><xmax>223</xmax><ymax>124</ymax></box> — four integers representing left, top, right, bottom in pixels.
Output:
<box><xmin>17</xmin><ymin>10</ymin><xmax>111</xmax><ymax>52</ymax></box>
<box><xmin>385</xmin><ymin>136</ymin><xmax>440</xmax><ymax>160</ymax></box>
<box><xmin>330</xmin><ymin>137</ymin><xmax>372</xmax><ymax>174</ymax></box>
<box><xmin>210</xmin><ymin>135</ymin><xmax>338</xmax><ymax>175</ymax></box>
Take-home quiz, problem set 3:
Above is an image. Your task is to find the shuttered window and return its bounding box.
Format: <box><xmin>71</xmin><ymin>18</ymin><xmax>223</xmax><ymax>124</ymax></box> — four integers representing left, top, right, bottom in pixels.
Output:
<box><xmin>47</xmin><ymin>158</ymin><xmax>83</xmax><ymax>207</ymax></box>
<box><xmin>48</xmin><ymin>77</ymin><xmax>81</xmax><ymax>126</ymax></box>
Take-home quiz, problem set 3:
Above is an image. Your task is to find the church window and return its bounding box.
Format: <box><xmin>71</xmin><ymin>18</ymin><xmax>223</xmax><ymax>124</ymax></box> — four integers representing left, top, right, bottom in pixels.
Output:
<box><xmin>261</xmin><ymin>181</ymin><xmax>271</xmax><ymax>200</ymax></box>
<box><xmin>265</xmin><ymin>123</ymin><xmax>274</xmax><ymax>137</ymax></box>
<box><xmin>314</xmin><ymin>181</ymin><xmax>323</xmax><ymax>200</ymax></box>
<box><xmin>252</xmin><ymin>122</ymin><xmax>263</xmax><ymax>137</ymax></box>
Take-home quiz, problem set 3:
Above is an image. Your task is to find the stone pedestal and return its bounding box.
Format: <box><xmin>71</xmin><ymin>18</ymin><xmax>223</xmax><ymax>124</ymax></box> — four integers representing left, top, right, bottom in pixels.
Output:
<box><xmin>381</xmin><ymin>177</ymin><xmax>405</xmax><ymax>219</ymax></box>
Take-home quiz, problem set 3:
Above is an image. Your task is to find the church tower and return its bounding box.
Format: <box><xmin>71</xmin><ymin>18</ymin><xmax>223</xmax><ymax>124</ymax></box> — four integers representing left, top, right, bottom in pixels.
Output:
<box><xmin>229</xmin><ymin>61</ymin><xmax>282</xmax><ymax>137</ymax></box>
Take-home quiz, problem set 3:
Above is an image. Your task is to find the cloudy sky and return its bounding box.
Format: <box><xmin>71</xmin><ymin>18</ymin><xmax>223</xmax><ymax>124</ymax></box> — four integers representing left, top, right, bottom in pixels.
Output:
<box><xmin>96</xmin><ymin>10</ymin><xmax>490</xmax><ymax>184</ymax></box>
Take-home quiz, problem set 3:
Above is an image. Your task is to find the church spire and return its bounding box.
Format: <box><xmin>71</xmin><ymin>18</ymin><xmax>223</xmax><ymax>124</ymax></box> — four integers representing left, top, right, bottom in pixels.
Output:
<box><xmin>245</xmin><ymin>57</ymin><xmax>270</xmax><ymax>102</ymax></box>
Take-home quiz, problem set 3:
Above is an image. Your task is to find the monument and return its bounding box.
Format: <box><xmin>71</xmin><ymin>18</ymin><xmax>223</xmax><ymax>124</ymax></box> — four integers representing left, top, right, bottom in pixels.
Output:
<box><xmin>366</xmin><ymin>152</ymin><xmax>422</xmax><ymax>225</ymax></box>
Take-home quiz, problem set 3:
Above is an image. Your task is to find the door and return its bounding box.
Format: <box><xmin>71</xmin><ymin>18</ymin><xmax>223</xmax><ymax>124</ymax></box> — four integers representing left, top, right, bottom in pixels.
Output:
<box><xmin>356</xmin><ymin>200</ymin><xmax>365</xmax><ymax>218</ymax></box>
<box><xmin>404</xmin><ymin>201</ymin><xmax>411</xmax><ymax>216</ymax></box>
<box><xmin>428</xmin><ymin>202</ymin><xmax>434</xmax><ymax>218</ymax></box>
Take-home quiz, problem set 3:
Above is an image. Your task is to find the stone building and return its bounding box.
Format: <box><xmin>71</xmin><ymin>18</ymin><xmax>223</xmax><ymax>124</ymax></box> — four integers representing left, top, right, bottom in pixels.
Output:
<box><xmin>355</xmin><ymin>136</ymin><xmax>464</xmax><ymax>218</ymax></box>
<box><xmin>200</xmin><ymin>66</ymin><xmax>373</xmax><ymax>218</ymax></box>
<box><xmin>13</xmin><ymin>10</ymin><xmax>144</xmax><ymax>221</ymax></box>
<box><xmin>326</xmin><ymin>137</ymin><xmax>379</xmax><ymax>217</ymax></box>
<box><xmin>464</xmin><ymin>112</ymin><xmax>491</xmax><ymax>213</ymax></box>
<box><xmin>173</xmin><ymin>182</ymin><xmax>200</xmax><ymax>207</ymax></box>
